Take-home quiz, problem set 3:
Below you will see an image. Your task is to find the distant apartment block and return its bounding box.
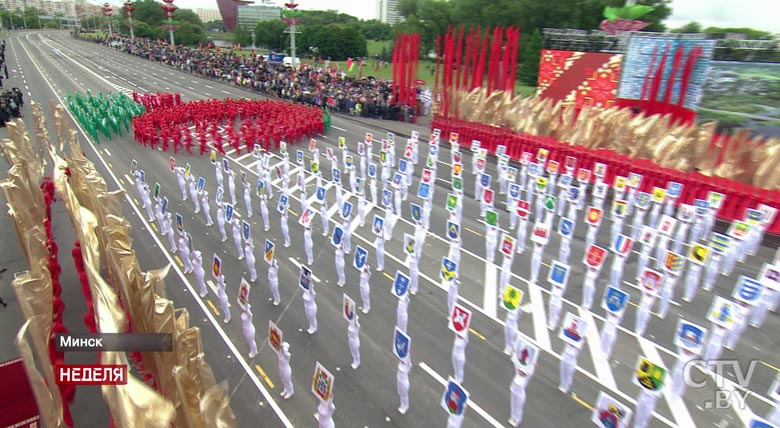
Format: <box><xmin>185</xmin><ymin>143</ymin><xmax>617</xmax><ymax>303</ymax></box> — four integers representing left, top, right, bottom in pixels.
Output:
<box><xmin>237</xmin><ymin>1</ymin><xmax>279</xmax><ymax>30</ymax></box>
<box><xmin>196</xmin><ymin>8</ymin><xmax>221</xmax><ymax>23</ymax></box>
<box><xmin>376</xmin><ymin>0</ymin><xmax>401</xmax><ymax>25</ymax></box>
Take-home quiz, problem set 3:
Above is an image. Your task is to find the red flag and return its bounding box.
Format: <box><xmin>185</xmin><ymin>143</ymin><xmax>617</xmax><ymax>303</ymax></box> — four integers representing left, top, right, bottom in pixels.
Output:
<box><xmin>507</xmin><ymin>27</ymin><xmax>521</xmax><ymax>97</ymax></box>
<box><xmin>648</xmin><ymin>43</ymin><xmax>671</xmax><ymax>111</ymax></box>
<box><xmin>455</xmin><ymin>26</ymin><xmax>464</xmax><ymax>95</ymax></box>
<box><xmin>473</xmin><ymin>28</ymin><xmax>489</xmax><ymax>91</ymax></box>
<box><xmin>661</xmin><ymin>45</ymin><xmax>685</xmax><ymax>110</ymax></box>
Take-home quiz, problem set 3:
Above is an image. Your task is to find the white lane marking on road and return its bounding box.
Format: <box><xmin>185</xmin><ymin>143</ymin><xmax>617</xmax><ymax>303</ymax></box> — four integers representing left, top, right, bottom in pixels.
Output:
<box><xmin>187</xmin><ymin>86</ymin><xmax>195</xmax><ymax>90</ymax></box>
<box><xmin>18</xmin><ymin>37</ymin><xmax>294</xmax><ymax>428</ymax></box>
<box><xmin>221</xmin><ymin>90</ymin><xmax>230</xmax><ymax>94</ymax></box>
<box><xmin>527</xmin><ymin>282</ymin><xmax>551</xmax><ymax>352</ymax></box>
<box><xmin>483</xmin><ymin>262</ymin><xmax>497</xmax><ymax>318</ymax></box>
<box><xmin>288</xmin><ymin>257</ymin><xmax>321</xmax><ymax>282</ymax></box>
<box><xmin>206</xmin><ymin>85</ymin><xmax>214</xmax><ymax>89</ymax></box>
<box><xmin>234</xmin><ymin>152</ymin><xmax>253</xmax><ymax>162</ymax></box>
<box><xmin>192</xmin><ymin>80</ymin><xmax>198</xmax><ymax>84</ymax></box>
<box><xmin>419</xmin><ymin>362</ymin><xmax>504</xmax><ymax>428</ymax></box>
<box><xmin>332</xmin><ymin>126</ymin><xmax>348</xmax><ymax>132</ymax></box>
<box><xmin>578</xmin><ymin>308</ymin><xmax>618</xmax><ymax>391</ymax></box>
<box><xmin>104</xmin><ymin>148</ymin><xmax>112</xmax><ymax>157</ymax></box>
<box><xmin>638</xmin><ymin>336</ymin><xmax>696</xmax><ymax>428</ymax></box>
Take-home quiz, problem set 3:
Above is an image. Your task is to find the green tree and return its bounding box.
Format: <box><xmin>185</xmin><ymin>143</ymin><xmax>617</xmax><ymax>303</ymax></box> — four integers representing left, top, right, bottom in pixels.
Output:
<box><xmin>233</xmin><ymin>24</ymin><xmax>252</xmax><ymax>47</ymax></box>
<box><xmin>671</xmin><ymin>21</ymin><xmax>702</xmax><ymax>33</ymax></box>
<box><xmin>204</xmin><ymin>20</ymin><xmax>224</xmax><ymax>32</ymax></box>
<box><xmin>131</xmin><ymin>0</ymin><xmax>165</xmax><ymax>27</ymax></box>
<box><xmin>176</xmin><ymin>20</ymin><xmax>205</xmax><ymax>45</ymax></box>
<box><xmin>175</xmin><ymin>8</ymin><xmax>203</xmax><ymax>28</ymax></box>
<box><xmin>358</xmin><ymin>19</ymin><xmax>392</xmax><ymax>40</ymax></box>
<box><xmin>133</xmin><ymin>21</ymin><xmax>157</xmax><ymax>39</ymax></box>
<box><xmin>704</xmin><ymin>26</ymin><xmax>774</xmax><ymax>39</ymax></box>
<box><xmin>255</xmin><ymin>19</ymin><xmax>287</xmax><ymax>51</ymax></box>
<box><xmin>519</xmin><ymin>28</ymin><xmax>542</xmax><ymax>86</ymax></box>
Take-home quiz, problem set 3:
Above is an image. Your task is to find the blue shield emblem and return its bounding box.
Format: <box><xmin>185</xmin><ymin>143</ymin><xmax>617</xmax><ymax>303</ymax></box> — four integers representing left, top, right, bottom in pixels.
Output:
<box><xmin>352</xmin><ymin>177</ymin><xmax>361</xmax><ymax>193</ymax></box>
<box><xmin>316</xmin><ymin>186</ymin><xmax>326</xmax><ymax>202</ymax></box>
<box><xmin>372</xmin><ymin>215</ymin><xmax>385</xmax><ymax>236</ymax></box>
<box><xmin>480</xmin><ymin>173</ymin><xmax>491</xmax><ymax>188</ymax></box>
<box><xmin>394</xmin><ymin>328</ymin><xmax>411</xmax><ymax>359</ymax></box>
<box><xmin>559</xmin><ymin>218</ymin><xmax>574</xmax><ymax>238</ymax></box>
<box><xmin>447</xmin><ymin>221</ymin><xmax>460</xmax><ymax>241</ymax></box>
<box><xmin>548</xmin><ymin>261</ymin><xmax>569</xmax><ymax>287</ymax></box>
<box><xmin>341</xmin><ymin>201</ymin><xmax>353</xmax><ymax>220</ymax></box>
<box><xmin>393</xmin><ymin>172</ymin><xmax>404</xmax><ymax>187</ymax></box>
<box><xmin>635</xmin><ymin>192</ymin><xmax>651</xmax><ymax>210</ymax></box>
<box><xmin>354</xmin><ymin>246</ymin><xmax>368</xmax><ymax>270</ymax></box>
<box><xmin>559</xmin><ymin>174</ymin><xmax>572</xmax><ymax>188</ymax></box>
<box><xmin>747</xmin><ymin>209</ymin><xmax>763</xmax><ymax>223</ymax></box>
<box><xmin>277</xmin><ymin>195</ymin><xmax>288</xmax><ymax>213</ymax></box>
<box><xmin>675</xmin><ymin>320</ymin><xmax>706</xmax><ymax>352</ymax></box>
<box><xmin>418</xmin><ymin>182</ymin><xmax>431</xmax><ymax>200</ymax></box>
<box><xmin>429</xmin><ymin>144</ymin><xmax>439</xmax><ymax>157</ymax></box>
<box><xmin>442</xmin><ymin>380</ymin><xmax>468</xmax><ymax>416</ymax></box>
<box><xmin>382</xmin><ymin>189</ymin><xmax>393</xmax><ymax>207</ymax></box>
<box><xmin>393</xmin><ymin>272</ymin><xmax>410</xmax><ymax>298</ymax></box>
<box><xmin>299</xmin><ymin>266</ymin><xmax>312</xmax><ymax>290</ymax></box>
<box><xmin>197</xmin><ymin>177</ymin><xmax>205</xmax><ymax>193</ymax></box>
<box><xmin>411</xmin><ymin>203</ymin><xmax>422</xmax><ymax>222</ymax></box>
<box><xmin>528</xmin><ymin>163</ymin><xmax>540</xmax><ymax>177</ymax></box>
<box><xmin>566</xmin><ymin>186</ymin><xmax>580</xmax><ymax>203</ymax></box>
<box><xmin>332</xmin><ymin>168</ymin><xmax>341</xmax><ymax>184</ymax></box>
<box><xmin>368</xmin><ymin>163</ymin><xmax>377</xmax><ymax>178</ymax></box>
<box><xmin>667</xmin><ymin>182</ymin><xmax>683</xmax><ymax>198</ymax></box>
<box><xmin>225</xmin><ymin>204</ymin><xmax>234</xmax><ymax>222</ymax></box>
<box><xmin>399</xmin><ymin>159</ymin><xmax>408</xmax><ymax>173</ymax></box>
<box><xmin>215</xmin><ymin>187</ymin><xmax>224</xmax><ymax>205</ymax></box>
<box><xmin>509</xmin><ymin>184</ymin><xmax>520</xmax><ymax>199</ymax></box>
<box><xmin>296</xmin><ymin>149</ymin><xmax>304</xmax><ymax>165</ymax></box>
<box><xmin>734</xmin><ymin>275</ymin><xmax>763</xmax><ymax>303</ymax></box>
<box><xmin>603</xmin><ymin>286</ymin><xmax>628</xmax><ymax>314</ymax></box>
<box><xmin>332</xmin><ymin>226</ymin><xmax>344</xmax><ymax>247</ymax></box>
<box><xmin>441</xmin><ymin>257</ymin><xmax>458</xmax><ymax>281</ymax></box>
<box><xmin>222</xmin><ymin>159</ymin><xmax>229</xmax><ymax>172</ymax></box>
<box><xmin>161</xmin><ymin>196</ymin><xmax>168</xmax><ymax>214</ymax></box>
<box><xmin>242</xmin><ymin>220</ymin><xmax>250</xmax><ymax>241</ymax></box>
<box><xmin>694</xmin><ymin>199</ymin><xmax>710</xmax><ymax>216</ymax></box>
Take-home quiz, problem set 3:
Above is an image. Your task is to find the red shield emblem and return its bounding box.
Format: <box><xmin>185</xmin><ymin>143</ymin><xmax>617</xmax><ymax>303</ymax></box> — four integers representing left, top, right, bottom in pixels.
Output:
<box><xmin>483</xmin><ymin>189</ymin><xmax>494</xmax><ymax>205</ymax></box>
<box><xmin>586</xmin><ymin>207</ymin><xmax>603</xmax><ymax>226</ymax></box>
<box><xmin>516</xmin><ymin>200</ymin><xmax>530</xmax><ymax>218</ymax></box>
<box><xmin>422</xmin><ymin>169</ymin><xmax>432</xmax><ymax>184</ymax></box>
<box><xmin>405</xmin><ymin>144</ymin><xmax>413</xmax><ymax>158</ymax></box>
<box><xmin>585</xmin><ymin>244</ymin><xmax>607</xmax><ymax>269</ymax></box>
<box><xmin>449</xmin><ymin>304</ymin><xmax>472</xmax><ymax>334</ymax></box>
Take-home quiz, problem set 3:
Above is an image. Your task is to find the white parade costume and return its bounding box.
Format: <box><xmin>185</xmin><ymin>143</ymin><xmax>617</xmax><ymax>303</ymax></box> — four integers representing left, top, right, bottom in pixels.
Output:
<box><xmin>164</xmin><ymin>214</ymin><xmax>177</xmax><ymax>252</ymax></box>
<box><xmin>548</xmin><ymin>286</ymin><xmax>564</xmax><ymax>330</ymax></box>
<box><xmin>217</xmin><ymin>274</ymin><xmax>230</xmax><ymax>323</ymax></box>
<box><xmin>227</xmin><ymin>171</ymin><xmax>237</xmax><ymax>205</ymax></box>
<box><xmin>409</xmin><ymin>254</ymin><xmax>420</xmax><ymax>295</ymax></box>
<box><xmin>635</xmin><ymin>291</ymin><xmax>656</xmax><ymax>336</ymax></box>
<box><xmin>504</xmin><ymin>308</ymin><xmax>520</xmax><ymax>355</ymax></box>
<box><xmin>704</xmin><ymin>324</ymin><xmax>727</xmax><ymax>364</ymax></box>
<box><xmin>202</xmin><ymin>191</ymin><xmax>213</xmax><ymax>225</ymax></box>
<box><xmin>232</xmin><ymin>220</ymin><xmax>245</xmax><ymax>260</ymax></box>
<box><xmin>375</xmin><ymin>236</ymin><xmax>385</xmax><ymax>271</ymax></box>
<box><xmin>670</xmin><ymin>349</ymin><xmax>696</xmax><ymax>398</ymax></box>
<box><xmin>278</xmin><ymin>342</ymin><xmax>294</xmax><ymax>399</ymax></box>
<box><xmin>397</xmin><ymin>357</ymin><xmax>411</xmax><ymax>414</ymax></box>
<box><xmin>317</xmin><ymin>399</ymin><xmax>335</xmax><ymax>428</ymax></box>
<box><xmin>485</xmin><ymin>226</ymin><xmax>498</xmax><ymax>263</ymax></box>
<box><xmin>558</xmin><ymin>342</ymin><xmax>580</xmax><ymax>393</ymax></box>
<box><xmin>267</xmin><ymin>260</ymin><xmax>281</xmax><ymax>305</ymax></box>
<box><xmin>244</xmin><ymin>240</ymin><xmax>257</xmax><ymax>282</ymax></box>
<box><xmin>243</xmin><ymin>183</ymin><xmax>252</xmax><ymax>217</ymax></box>
<box><xmin>281</xmin><ymin>212</ymin><xmax>291</xmax><ymax>247</ymax></box>
<box><xmin>348</xmin><ymin>316</ymin><xmax>361</xmax><ymax>369</ymax></box>
<box><xmin>320</xmin><ymin>203</ymin><xmax>329</xmax><ymax>236</ymax></box>
<box><xmin>530</xmin><ymin>242</ymin><xmax>544</xmax><ymax>284</ymax></box>
<box><xmin>241</xmin><ymin>304</ymin><xmax>258</xmax><ymax>358</ymax></box>
<box><xmin>304</xmin><ymin>227</ymin><xmax>314</xmax><ymax>265</ymax></box>
<box><xmin>515</xmin><ymin>218</ymin><xmax>528</xmax><ymax>255</ymax></box>
<box><xmin>217</xmin><ymin>205</ymin><xmax>227</xmax><ymax>242</ymax></box>
<box><xmin>335</xmin><ymin>246</ymin><xmax>346</xmax><ymax>286</ymax></box>
<box><xmin>600</xmin><ymin>311</ymin><xmax>622</xmax><ymax>359</ymax></box>
<box><xmin>342</xmin><ymin>219</ymin><xmax>352</xmax><ymax>253</ymax></box>
<box><xmin>303</xmin><ymin>287</ymin><xmax>318</xmax><ymax>334</ymax></box>
<box><xmin>178</xmin><ymin>235</ymin><xmax>193</xmax><ymax>273</ymax></box>
<box><xmin>189</xmin><ymin>178</ymin><xmax>200</xmax><ymax>213</ymax></box>
<box><xmin>582</xmin><ymin>268</ymin><xmax>598</xmax><ymax>309</ymax></box>
<box><xmin>508</xmin><ymin>348</ymin><xmax>535</xmax><ymax>427</ymax></box>
<box><xmin>447</xmin><ymin>276</ymin><xmax>460</xmax><ymax>317</ymax></box>
<box><xmin>260</xmin><ymin>195</ymin><xmax>270</xmax><ymax>231</ymax></box>
<box><xmin>633</xmin><ymin>389</ymin><xmax>659</xmax><ymax>428</ymax></box>
<box><xmin>142</xmin><ymin>185</ymin><xmax>155</xmax><ymax>222</ymax></box>
<box><xmin>451</xmin><ymin>332</ymin><xmax>469</xmax><ymax>383</ymax></box>
<box><xmin>192</xmin><ymin>250</ymin><xmax>208</xmax><ymax>297</ymax></box>
<box><xmin>359</xmin><ymin>266</ymin><xmax>372</xmax><ymax>313</ymax></box>
<box><xmin>175</xmin><ymin>167</ymin><xmax>187</xmax><ymax>200</ymax></box>
<box><xmin>657</xmin><ymin>273</ymin><xmax>680</xmax><ymax>318</ymax></box>
<box><xmin>683</xmin><ymin>263</ymin><xmax>702</xmax><ymax>302</ymax></box>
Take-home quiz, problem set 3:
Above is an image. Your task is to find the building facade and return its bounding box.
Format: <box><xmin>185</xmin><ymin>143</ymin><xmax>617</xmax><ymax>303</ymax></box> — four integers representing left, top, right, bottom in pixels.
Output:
<box><xmin>4</xmin><ymin>0</ymin><xmax>77</xmax><ymax>16</ymax></box>
<box><xmin>196</xmin><ymin>8</ymin><xmax>221</xmax><ymax>24</ymax></box>
<box><xmin>236</xmin><ymin>2</ymin><xmax>279</xmax><ymax>30</ymax></box>
<box><xmin>376</xmin><ymin>0</ymin><xmax>401</xmax><ymax>25</ymax></box>
<box><xmin>216</xmin><ymin>0</ymin><xmax>254</xmax><ymax>33</ymax></box>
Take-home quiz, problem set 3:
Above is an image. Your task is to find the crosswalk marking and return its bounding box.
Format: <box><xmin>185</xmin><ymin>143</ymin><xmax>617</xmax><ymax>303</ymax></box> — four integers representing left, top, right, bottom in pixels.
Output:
<box><xmin>579</xmin><ymin>308</ymin><xmax>618</xmax><ymax>391</ymax></box>
<box><xmin>483</xmin><ymin>262</ymin><xmax>498</xmax><ymax>318</ymax></box>
<box><xmin>638</xmin><ymin>336</ymin><xmax>695</xmax><ymax>428</ymax></box>
<box><xmin>527</xmin><ymin>283</ymin><xmax>551</xmax><ymax>352</ymax></box>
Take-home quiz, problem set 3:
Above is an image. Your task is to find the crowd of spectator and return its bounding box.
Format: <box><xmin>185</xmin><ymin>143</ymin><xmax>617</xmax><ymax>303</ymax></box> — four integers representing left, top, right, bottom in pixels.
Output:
<box><xmin>79</xmin><ymin>34</ymin><xmax>430</xmax><ymax>123</ymax></box>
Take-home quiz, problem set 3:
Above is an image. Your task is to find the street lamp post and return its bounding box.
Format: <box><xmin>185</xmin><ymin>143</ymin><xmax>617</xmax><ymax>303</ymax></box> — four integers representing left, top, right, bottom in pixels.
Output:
<box><xmin>124</xmin><ymin>1</ymin><xmax>136</xmax><ymax>39</ymax></box>
<box><xmin>160</xmin><ymin>0</ymin><xmax>179</xmax><ymax>48</ymax></box>
<box><xmin>102</xmin><ymin>3</ymin><xmax>112</xmax><ymax>34</ymax></box>
<box><xmin>281</xmin><ymin>1</ymin><xmax>302</xmax><ymax>68</ymax></box>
